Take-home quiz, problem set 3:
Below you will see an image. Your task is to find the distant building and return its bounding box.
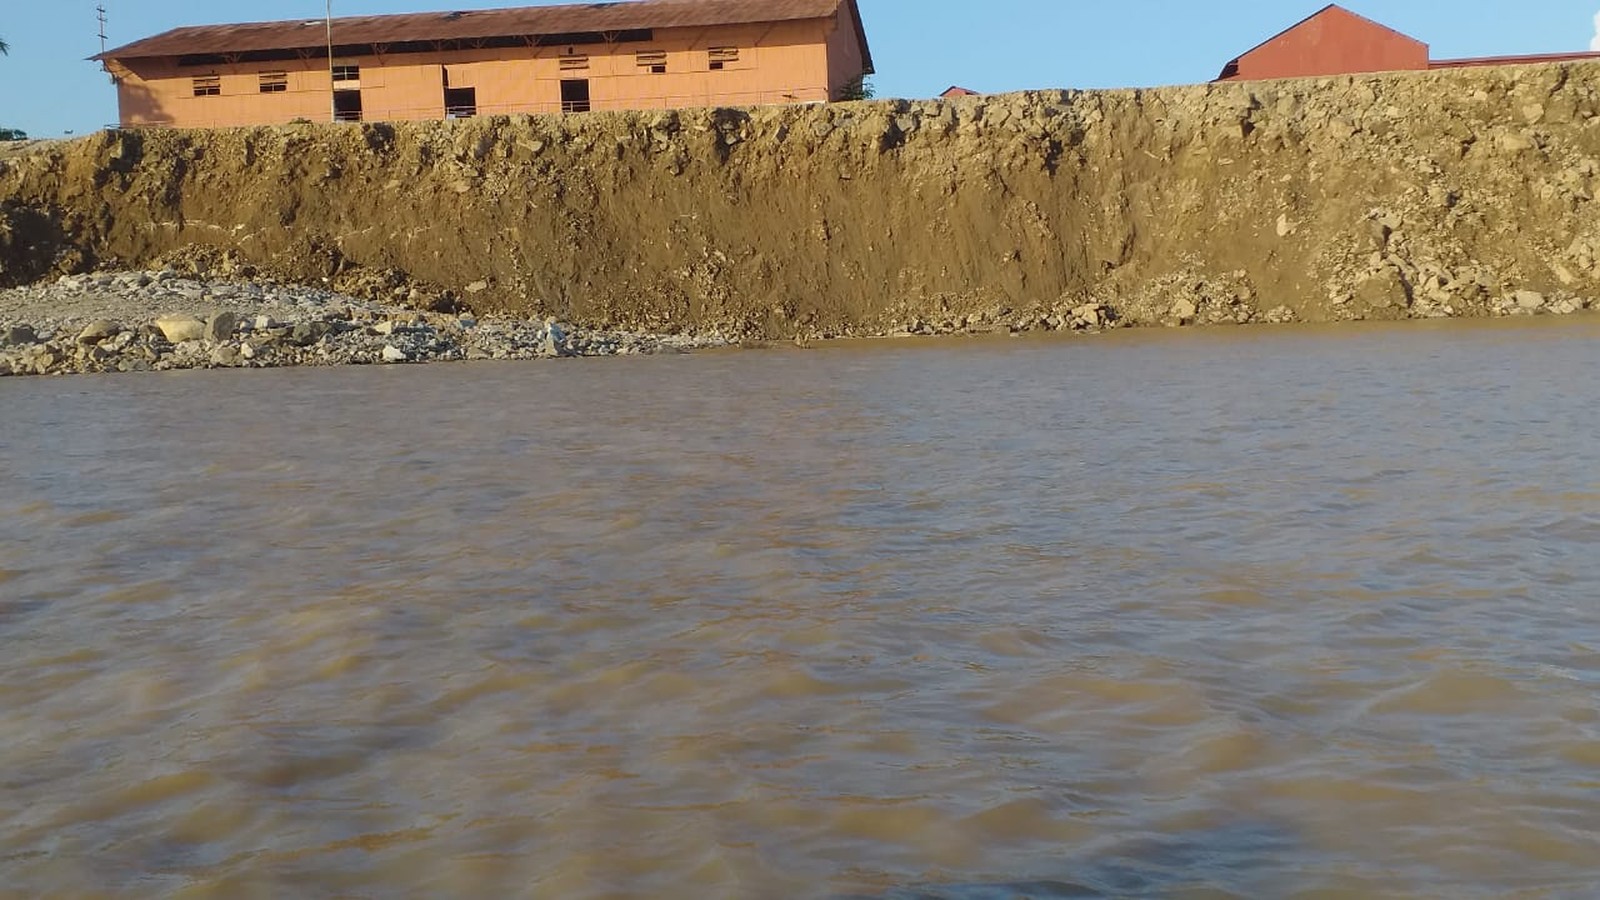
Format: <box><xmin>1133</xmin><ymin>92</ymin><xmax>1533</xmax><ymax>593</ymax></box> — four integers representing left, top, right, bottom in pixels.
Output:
<box><xmin>940</xmin><ymin>86</ymin><xmax>979</xmax><ymax>99</ymax></box>
<box><xmin>1217</xmin><ymin>4</ymin><xmax>1600</xmax><ymax>82</ymax></box>
<box><xmin>95</xmin><ymin>0</ymin><xmax>874</xmax><ymax>129</ymax></box>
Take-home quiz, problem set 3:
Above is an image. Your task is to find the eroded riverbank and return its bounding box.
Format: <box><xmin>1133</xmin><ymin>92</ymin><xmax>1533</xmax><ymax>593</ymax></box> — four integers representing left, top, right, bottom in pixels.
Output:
<box><xmin>5</xmin><ymin>62</ymin><xmax>1600</xmax><ymax>341</ymax></box>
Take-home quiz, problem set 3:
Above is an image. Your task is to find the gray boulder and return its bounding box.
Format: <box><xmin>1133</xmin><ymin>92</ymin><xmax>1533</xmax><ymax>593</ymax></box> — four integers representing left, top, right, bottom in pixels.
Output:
<box><xmin>205</xmin><ymin>311</ymin><xmax>239</xmax><ymax>342</ymax></box>
<box><xmin>2</xmin><ymin>325</ymin><xmax>38</xmax><ymax>347</ymax></box>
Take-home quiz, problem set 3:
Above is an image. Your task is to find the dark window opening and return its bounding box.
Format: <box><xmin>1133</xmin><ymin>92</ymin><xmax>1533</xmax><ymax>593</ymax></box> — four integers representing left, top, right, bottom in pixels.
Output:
<box><xmin>1219</xmin><ymin>60</ymin><xmax>1240</xmax><ymax>79</ymax></box>
<box><xmin>445</xmin><ymin>86</ymin><xmax>477</xmax><ymax>118</ymax></box>
<box><xmin>334</xmin><ymin>89</ymin><xmax>363</xmax><ymax>122</ymax></box>
<box><xmin>332</xmin><ymin>64</ymin><xmax>360</xmax><ymax>82</ymax></box>
<box><xmin>259</xmin><ymin>71</ymin><xmax>289</xmax><ymax>93</ymax></box>
<box><xmin>193</xmin><ymin>75</ymin><xmax>221</xmax><ymax>97</ymax></box>
<box><xmin>560</xmin><ymin>79</ymin><xmax>591</xmax><ymax>114</ymax></box>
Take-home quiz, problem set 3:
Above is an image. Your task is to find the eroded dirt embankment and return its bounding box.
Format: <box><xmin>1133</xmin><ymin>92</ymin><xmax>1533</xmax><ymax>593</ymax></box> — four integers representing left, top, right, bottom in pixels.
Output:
<box><xmin>3</xmin><ymin>62</ymin><xmax>1600</xmax><ymax>337</ymax></box>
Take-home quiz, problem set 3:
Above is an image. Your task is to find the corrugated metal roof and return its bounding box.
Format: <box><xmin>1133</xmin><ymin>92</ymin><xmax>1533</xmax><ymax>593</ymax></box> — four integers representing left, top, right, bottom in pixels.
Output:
<box><xmin>99</xmin><ymin>0</ymin><xmax>865</xmax><ymax>62</ymax></box>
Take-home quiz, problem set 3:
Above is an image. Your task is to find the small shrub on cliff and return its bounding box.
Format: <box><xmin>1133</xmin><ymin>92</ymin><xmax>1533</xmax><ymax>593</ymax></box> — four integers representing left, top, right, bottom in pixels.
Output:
<box><xmin>840</xmin><ymin>75</ymin><xmax>876</xmax><ymax>101</ymax></box>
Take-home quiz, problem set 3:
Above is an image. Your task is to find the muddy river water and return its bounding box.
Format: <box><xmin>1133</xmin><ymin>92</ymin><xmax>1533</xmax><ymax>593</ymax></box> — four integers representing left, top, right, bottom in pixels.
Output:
<box><xmin>2</xmin><ymin>318</ymin><xmax>1599</xmax><ymax>897</ymax></box>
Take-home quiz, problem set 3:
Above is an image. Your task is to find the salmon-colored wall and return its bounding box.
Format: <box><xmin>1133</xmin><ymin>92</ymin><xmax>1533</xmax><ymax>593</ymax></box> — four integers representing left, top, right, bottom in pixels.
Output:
<box><xmin>824</xmin><ymin>3</ymin><xmax>867</xmax><ymax>100</ymax></box>
<box><xmin>110</xmin><ymin>19</ymin><xmax>851</xmax><ymax>128</ymax></box>
<box><xmin>1220</xmin><ymin>8</ymin><xmax>1428</xmax><ymax>81</ymax></box>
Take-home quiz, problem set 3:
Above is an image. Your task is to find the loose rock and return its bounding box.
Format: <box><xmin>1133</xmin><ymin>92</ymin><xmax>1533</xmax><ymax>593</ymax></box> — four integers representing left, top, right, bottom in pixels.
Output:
<box><xmin>156</xmin><ymin>314</ymin><xmax>206</xmax><ymax>343</ymax></box>
<box><xmin>205</xmin><ymin>311</ymin><xmax>238</xmax><ymax>342</ymax></box>
<box><xmin>76</xmin><ymin>319</ymin><xmax>121</xmax><ymax>344</ymax></box>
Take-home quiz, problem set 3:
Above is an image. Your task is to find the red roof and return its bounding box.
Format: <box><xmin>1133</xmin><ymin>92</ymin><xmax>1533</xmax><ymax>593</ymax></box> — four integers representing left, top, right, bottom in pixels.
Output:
<box><xmin>1432</xmin><ymin>51</ymin><xmax>1600</xmax><ymax>69</ymax></box>
<box><xmin>99</xmin><ymin>0</ymin><xmax>873</xmax><ymax>72</ymax></box>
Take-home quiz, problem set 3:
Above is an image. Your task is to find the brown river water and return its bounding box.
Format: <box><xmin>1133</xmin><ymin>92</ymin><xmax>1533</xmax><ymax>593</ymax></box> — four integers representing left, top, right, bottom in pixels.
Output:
<box><xmin>2</xmin><ymin>318</ymin><xmax>1599</xmax><ymax>898</ymax></box>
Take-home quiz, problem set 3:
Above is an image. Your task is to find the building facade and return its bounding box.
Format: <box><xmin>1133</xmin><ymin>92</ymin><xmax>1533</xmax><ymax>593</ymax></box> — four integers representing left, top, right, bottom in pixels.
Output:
<box><xmin>1218</xmin><ymin>4</ymin><xmax>1600</xmax><ymax>82</ymax></box>
<box><xmin>96</xmin><ymin>0</ymin><xmax>873</xmax><ymax>128</ymax></box>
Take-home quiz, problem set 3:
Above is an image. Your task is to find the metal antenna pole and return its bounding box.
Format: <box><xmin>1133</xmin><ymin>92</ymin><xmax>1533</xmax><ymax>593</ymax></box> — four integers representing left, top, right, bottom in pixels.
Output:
<box><xmin>97</xmin><ymin>5</ymin><xmax>109</xmax><ymax>55</ymax></box>
<box><xmin>326</xmin><ymin>0</ymin><xmax>336</xmax><ymax>122</ymax></box>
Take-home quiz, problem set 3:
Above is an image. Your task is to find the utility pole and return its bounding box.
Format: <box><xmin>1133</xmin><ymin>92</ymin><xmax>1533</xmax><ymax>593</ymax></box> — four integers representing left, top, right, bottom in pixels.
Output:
<box><xmin>326</xmin><ymin>0</ymin><xmax>336</xmax><ymax>122</ymax></box>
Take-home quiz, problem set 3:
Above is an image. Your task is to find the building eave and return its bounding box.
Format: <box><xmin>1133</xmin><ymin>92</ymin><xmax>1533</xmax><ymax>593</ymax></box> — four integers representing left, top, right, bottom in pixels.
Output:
<box><xmin>95</xmin><ymin>0</ymin><xmax>855</xmax><ymax>62</ymax></box>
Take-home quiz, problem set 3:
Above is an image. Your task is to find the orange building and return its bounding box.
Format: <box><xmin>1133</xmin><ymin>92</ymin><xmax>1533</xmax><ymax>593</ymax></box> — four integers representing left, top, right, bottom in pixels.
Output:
<box><xmin>1218</xmin><ymin>4</ymin><xmax>1600</xmax><ymax>82</ymax></box>
<box><xmin>95</xmin><ymin>0</ymin><xmax>874</xmax><ymax>128</ymax></box>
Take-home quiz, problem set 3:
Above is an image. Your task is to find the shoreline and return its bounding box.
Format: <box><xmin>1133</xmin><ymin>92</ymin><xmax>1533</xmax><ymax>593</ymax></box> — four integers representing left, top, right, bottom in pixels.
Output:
<box><xmin>0</xmin><ymin>269</ymin><xmax>728</xmax><ymax>378</ymax></box>
<box><xmin>1</xmin><ymin>267</ymin><xmax>1592</xmax><ymax>379</ymax></box>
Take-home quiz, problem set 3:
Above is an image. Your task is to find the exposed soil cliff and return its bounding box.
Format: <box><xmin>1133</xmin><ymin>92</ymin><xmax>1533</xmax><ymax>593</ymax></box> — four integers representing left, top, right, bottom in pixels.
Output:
<box><xmin>3</xmin><ymin>62</ymin><xmax>1599</xmax><ymax>337</ymax></box>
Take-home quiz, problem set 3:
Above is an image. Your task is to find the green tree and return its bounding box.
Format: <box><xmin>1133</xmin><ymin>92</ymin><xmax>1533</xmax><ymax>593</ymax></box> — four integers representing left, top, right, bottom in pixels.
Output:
<box><xmin>840</xmin><ymin>75</ymin><xmax>876</xmax><ymax>101</ymax></box>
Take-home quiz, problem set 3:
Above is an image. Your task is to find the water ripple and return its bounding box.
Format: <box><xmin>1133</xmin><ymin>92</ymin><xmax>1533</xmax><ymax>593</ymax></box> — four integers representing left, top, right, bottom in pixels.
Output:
<box><xmin>2</xmin><ymin>319</ymin><xmax>1600</xmax><ymax>896</ymax></box>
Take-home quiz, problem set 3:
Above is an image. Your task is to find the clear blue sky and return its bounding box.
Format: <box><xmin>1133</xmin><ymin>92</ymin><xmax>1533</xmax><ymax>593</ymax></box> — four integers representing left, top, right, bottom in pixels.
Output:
<box><xmin>3</xmin><ymin>1</ymin><xmax>1599</xmax><ymax>137</ymax></box>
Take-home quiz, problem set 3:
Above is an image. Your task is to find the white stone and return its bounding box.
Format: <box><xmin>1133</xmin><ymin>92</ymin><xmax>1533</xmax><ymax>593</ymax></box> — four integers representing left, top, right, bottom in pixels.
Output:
<box><xmin>155</xmin><ymin>315</ymin><xmax>206</xmax><ymax>343</ymax></box>
<box><xmin>381</xmin><ymin>345</ymin><xmax>409</xmax><ymax>363</ymax></box>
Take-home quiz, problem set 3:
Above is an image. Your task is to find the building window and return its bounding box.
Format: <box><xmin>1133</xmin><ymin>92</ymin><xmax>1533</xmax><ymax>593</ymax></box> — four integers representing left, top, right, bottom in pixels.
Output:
<box><xmin>636</xmin><ymin>50</ymin><xmax>667</xmax><ymax>74</ymax></box>
<box><xmin>334</xmin><ymin>90</ymin><xmax>363</xmax><ymax>122</ymax></box>
<box><xmin>558</xmin><ymin>54</ymin><xmax>589</xmax><ymax>71</ymax></box>
<box><xmin>259</xmin><ymin>72</ymin><xmax>289</xmax><ymax>93</ymax></box>
<box><xmin>445</xmin><ymin>87</ymin><xmax>477</xmax><ymax>118</ymax></box>
<box><xmin>708</xmin><ymin>47</ymin><xmax>739</xmax><ymax>71</ymax></box>
<box><xmin>332</xmin><ymin>64</ymin><xmax>360</xmax><ymax>83</ymax></box>
<box><xmin>560</xmin><ymin>78</ymin><xmax>591</xmax><ymax>114</ymax></box>
<box><xmin>193</xmin><ymin>75</ymin><xmax>221</xmax><ymax>97</ymax></box>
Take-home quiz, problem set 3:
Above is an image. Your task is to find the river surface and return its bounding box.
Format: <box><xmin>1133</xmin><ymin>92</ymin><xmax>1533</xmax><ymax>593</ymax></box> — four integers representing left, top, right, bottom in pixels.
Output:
<box><xmin>3</xmin><ymin>318</ymin><xmax>1599</xmax><ymax>898</ymax></box>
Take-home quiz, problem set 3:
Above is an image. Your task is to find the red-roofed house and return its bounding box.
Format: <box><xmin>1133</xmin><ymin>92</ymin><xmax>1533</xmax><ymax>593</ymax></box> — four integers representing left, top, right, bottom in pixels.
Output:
<box><xmin>1216</xmin><ymin>5</ymin><xmax>1427</xmax><ymax>81</ymax></box>
<box><xmin>1217</xmin><ymin>4</ymin><xmax>1600</xmax><ymax>82</ymax></box>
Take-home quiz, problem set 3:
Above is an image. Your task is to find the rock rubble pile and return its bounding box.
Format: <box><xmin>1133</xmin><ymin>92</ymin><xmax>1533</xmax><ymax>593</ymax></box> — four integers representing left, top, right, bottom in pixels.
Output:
<box><xmin>0</xmin><ymin>270</ymin><xmax>725</xmax><ymax>377</ymax></box>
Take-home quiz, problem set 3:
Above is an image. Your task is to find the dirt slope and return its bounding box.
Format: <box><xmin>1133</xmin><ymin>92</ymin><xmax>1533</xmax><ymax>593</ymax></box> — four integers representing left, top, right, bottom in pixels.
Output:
<box><xmin>2</xmin><ymin>62</ymin><xmax>1598</xmax><ymax>337</ymax></box>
